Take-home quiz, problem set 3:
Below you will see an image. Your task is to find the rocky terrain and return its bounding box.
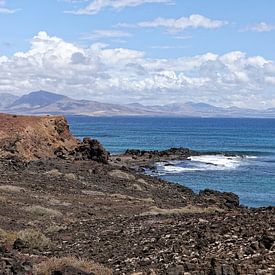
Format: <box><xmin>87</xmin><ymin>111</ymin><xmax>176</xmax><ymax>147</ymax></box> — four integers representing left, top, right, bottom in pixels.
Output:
<box><xmin>0</xmin><ymin>114</ymin><xmax>274</xmax><ymax>274</ymax></box>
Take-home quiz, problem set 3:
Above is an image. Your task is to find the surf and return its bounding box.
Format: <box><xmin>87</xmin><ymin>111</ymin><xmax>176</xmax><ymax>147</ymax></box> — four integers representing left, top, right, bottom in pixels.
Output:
<box><xmin>155</xmin><ymin>154</ymin><xmax>254</xmax><ymax>175</ymax></box>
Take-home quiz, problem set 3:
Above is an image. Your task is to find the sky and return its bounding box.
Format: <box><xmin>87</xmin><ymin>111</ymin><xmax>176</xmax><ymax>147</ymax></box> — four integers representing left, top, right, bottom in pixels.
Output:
<box><xmin>0</xmin><ymin>0</ymin><xmax>275</xmax><ymax>108</ymax></box>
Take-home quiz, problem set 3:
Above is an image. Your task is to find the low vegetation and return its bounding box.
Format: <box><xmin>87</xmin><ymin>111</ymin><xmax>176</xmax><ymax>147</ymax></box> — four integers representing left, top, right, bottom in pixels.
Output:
<box><xmin>24</xmin><ymin>205</ymin><xmax>63</xmax><ymax>217</ymax></box>
<box><xmin>35</xmin><ymin>257</ymin><xmax>112</xmax><ymax>275</ymax></box>
<box><xmin>109</xmin><ymin>169</ymin><xmax>136</xmax><ymax>180</ymax></box>
<box><xmin>0</xmin><ymin>228</ymin><xmax>18</xmax><ymax>245</ymax></box>
<box><xmin>0</xmin><ymin>228</ymin><xmax>51</xmax><ymax>250</ymax></box>
<box><xmin>142</xmin><ymin>205</ymin><xmax>224</xmax><ymax>216</ymax></box>
<box><xmin>18</xmin><ymin>229</ymin><xmax>51</xmax><ymax>250</ymax></box>
<box><xmin>0</xmin><ymin>185</ymin><xmax>25</xmax><ymax>193</ymax></box>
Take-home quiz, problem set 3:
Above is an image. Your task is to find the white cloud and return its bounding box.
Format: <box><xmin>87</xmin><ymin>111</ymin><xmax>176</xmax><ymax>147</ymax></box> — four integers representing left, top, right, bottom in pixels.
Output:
<box><xmin>0</xmin><ymin>0</ymin><xmax>18</xmax><ymax>14</ymax></box>
<box><xmin>135</xmin><ymin>14</ymin><xmax>227</xmax><ymax>32</ymax></box>
<box><xmin>66</xmin><ymin>0</ymin><xmax>173</xmax><ymax>15</ymax></box>
<box><xmin>242</xmin><ymin>22</ymin><xmax>275</xmax><ymax>32</ymax></box>
<box><xmin>81</xmin><ymin>29</ymin><xmax>131</xmax><ymax>40</ymax></box>
<box><xmin>1</xmin><ymin>32</ymin><xmax>275</xmax><ymax>108</ymax></box>
<box><xmin>0</xmin><ymin>7</ymin><xmax>15</xmax><ymax>13</ymax></box>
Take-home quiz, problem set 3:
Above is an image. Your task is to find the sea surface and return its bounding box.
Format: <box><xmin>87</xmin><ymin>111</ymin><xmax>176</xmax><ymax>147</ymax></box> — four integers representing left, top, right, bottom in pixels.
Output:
<box><xmin>67</xmin><ymin>116</ymin><xmax>275</xmax><ymax>208</ymax></box>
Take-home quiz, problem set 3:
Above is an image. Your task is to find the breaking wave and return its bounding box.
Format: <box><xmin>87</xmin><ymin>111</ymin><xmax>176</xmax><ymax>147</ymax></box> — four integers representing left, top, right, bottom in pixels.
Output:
<box><xmin>155</xmin><ymin>154</ymin><xmax>256</xmax><ymax>175</ymax></box>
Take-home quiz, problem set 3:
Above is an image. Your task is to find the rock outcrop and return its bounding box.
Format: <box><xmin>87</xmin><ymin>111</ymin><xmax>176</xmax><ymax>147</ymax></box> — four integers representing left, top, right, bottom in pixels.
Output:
<box><xmin>124</xmin><ymin>147</ymin><xmax>198</xmax><ymax>160</ymax></box>
<box><xmin>55</xmin><ymin>137</ymin><xmax>109</xmax><ymax>164</ymax></box>
<box><xmin>0</xmin><ymin>113</ymin><xmax>109</xmax><ymax>163</ymax></box>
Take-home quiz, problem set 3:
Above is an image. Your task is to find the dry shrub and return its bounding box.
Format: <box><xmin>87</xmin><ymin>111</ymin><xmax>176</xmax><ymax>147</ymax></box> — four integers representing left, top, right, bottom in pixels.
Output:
<box><xmin>64</xmin><ymin>173</ymin><xmax>77</xmax><ymax>180</ymax></box>
<box><xmin>24</xmin><ymin>205</ymin><xmax>62</xmax><ymax>217</ymax></box>
<box><xmin>35</xmin><ymin>256</ymin><xmax>112</xmax><ymax>275</ymax></box>
<box><xmin>48</xmin><ymin>198</ymin><xmax>71</xmax><ymax>207</ymax></box>
<box><xmin>0</xmin><ymin>185</ymin><xmax>25</xmax><ymax>193</ymax></box>
<box><xmin>18</xmin><ymin>229</ymin><xmax>51</xmax><ymax>250</ymax></box>
<box><xmin>45</xmin><ymin>225</ymin><xmax>67</xmax><ymax>234</ymax></box>
<box><xmin>44</xmin><ymin>169</ymin><xmax>62</xmax><ymax>177</ymax></box>
<box><xmin>142</xmin><ymin>205</ymin><xmax>224</xmax><ymax>216</ymax></box>
<box><xmin>110</xmin><ymin>193</ymin><xmax>154</xmax><ymax>203</ymax></box>
<box><xmin>0</xmin><ymin>228</ymin><xmax>18</xmax><ymax>245</ymax></box>
<box><xmin>109</xmin><ymin>170</ymin><xmax>135</xmax><ymax>181</ymax></box>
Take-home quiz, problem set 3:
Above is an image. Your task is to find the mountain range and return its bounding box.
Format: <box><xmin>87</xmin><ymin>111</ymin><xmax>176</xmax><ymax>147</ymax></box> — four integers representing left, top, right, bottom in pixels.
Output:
<box><xmin>1</xmin><ymin>90</ymin><xmax>275</xmax><ymax>118</ymax></box>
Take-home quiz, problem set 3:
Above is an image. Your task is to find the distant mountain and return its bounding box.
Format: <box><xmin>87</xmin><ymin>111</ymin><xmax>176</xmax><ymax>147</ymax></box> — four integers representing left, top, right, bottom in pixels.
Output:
<box><xmin>10</xmin><ymin>90</ymin><xmax>68</xmax><ymax>109</ymax></box>
<box><xmin>3</xmin><ymin>91</ymin><xmax>146</xmax><ymax>116</ymax></box>
<box><xmin>2</xmin><ymin>90</ymin><xmax>275</xmax><ymax>118</ymax></box>
<box><xmin>0</xmin><ymin>93</ymin><xmax>19</xmax><ymax>110</ymax></box>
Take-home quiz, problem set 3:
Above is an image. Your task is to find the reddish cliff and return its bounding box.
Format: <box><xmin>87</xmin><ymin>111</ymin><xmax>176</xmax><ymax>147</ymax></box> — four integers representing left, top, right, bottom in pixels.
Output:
<box><xmin>0</xmin><ymin>113</ymin><xmax>108</xmax><ymax>162</ymax></box>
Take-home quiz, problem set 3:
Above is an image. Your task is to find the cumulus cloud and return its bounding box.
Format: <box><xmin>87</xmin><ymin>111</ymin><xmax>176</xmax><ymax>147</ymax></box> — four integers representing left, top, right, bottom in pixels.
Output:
<box><xmin>66</xmin><ymin>0</ymin><xmax>173</xmax><ymax>15</ymax></box>
<box><xmin>242</xmin><ymin>22</ymin><xmax>275</xmax><ymax>32</ymax></box>
<box><xmin>1</xmin><ymin>32</ymin><xmax>275</xmax><ymax>108</ymax></box>
<box><xmin>136</xmin><ymin>14</ymin><xmax>227</xmax><ymax>32</ymax></box>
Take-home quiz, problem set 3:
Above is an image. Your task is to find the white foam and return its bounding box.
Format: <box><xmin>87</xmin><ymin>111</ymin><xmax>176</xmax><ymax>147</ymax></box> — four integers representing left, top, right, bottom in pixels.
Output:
<box><xmin>157</xmin><ymin>154</ymin><xmax>254</xmax><ymax>175</ymax></box>
<box><xmin>190</xmin><ymin>155</ymin><xmax>243</xmax><ymax>169</ymax></box>
<box><xmin>162</xmin><ymin>166</ymin><xmax>202</xmax><ymax>173</ymax></box>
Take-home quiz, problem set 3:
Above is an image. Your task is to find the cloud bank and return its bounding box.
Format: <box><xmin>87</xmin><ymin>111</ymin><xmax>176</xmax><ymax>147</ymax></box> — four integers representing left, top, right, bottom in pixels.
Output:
<box><xmin>136</xmin><ymin>15</ymin><xmax>227</xmax><ymax>32</ymax></box>
<box><xmin>66</xmin><ymin>0</ymin><xmax>173</xmax><ymax>15</ymax></box>
<box><xmin>1</xmin><ymin>32</ymin><xmax>275</xmax><ymax>108</ymax></box>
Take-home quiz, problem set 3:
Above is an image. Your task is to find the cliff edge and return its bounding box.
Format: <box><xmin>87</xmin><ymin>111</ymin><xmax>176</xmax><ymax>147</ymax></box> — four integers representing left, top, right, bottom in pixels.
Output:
<box><xmin>0</xmin><ymin>113</ymin><xmax>108</xmax><ymax>162</ymax></box>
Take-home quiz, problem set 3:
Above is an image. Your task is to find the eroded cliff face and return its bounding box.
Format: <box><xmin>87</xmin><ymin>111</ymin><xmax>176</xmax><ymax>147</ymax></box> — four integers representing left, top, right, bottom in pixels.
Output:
<box><xmin>0</xmin><ymin>113</ymin><xmax>109</xmax><ymax>162</ymax></box>
<box><xmin>0</xmin><ymin>114</ymin><xmax>78</xmax><ymax>160</ymax></box>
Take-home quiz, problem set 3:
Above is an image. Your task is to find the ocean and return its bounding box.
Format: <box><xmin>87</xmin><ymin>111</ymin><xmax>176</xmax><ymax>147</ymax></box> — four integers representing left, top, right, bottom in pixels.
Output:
<box><xmin>67</xmin><ymin>116</ymin><xmax>275</xmax><ymax>208</ymax></box>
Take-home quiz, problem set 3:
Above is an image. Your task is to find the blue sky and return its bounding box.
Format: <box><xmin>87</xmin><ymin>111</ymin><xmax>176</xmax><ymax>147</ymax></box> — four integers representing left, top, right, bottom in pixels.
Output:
<box><xmin>0</xmin><ymin>0</ymin><xmax>275</xmax><ymax>108</ymax></box>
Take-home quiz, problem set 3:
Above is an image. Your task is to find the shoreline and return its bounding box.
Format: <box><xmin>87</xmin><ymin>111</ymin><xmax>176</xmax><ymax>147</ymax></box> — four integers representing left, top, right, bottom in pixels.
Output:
<box><xmin>0</xmin><ymin>113</ymin><xmax>274</xmax><ymax>274</ymax></box>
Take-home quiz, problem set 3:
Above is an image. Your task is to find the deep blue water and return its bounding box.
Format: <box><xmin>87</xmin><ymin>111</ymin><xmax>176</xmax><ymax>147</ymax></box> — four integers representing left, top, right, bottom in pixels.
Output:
<box><xmin>67</xmin><ymin>116</ymin><xmax>275</xmax><ymax>208</ymax></box>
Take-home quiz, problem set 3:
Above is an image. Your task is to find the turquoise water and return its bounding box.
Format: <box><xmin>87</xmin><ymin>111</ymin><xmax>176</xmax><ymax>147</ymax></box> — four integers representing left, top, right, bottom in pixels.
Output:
<box><xmin>67</xmin><ymin>116</ymin><xmax>275</xmax><ymax>207</ymax></box>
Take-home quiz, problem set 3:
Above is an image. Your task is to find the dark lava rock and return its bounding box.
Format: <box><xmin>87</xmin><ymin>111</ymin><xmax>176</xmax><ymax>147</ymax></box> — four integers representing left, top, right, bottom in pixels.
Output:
<box><xmin>124</xmin><ymin>147</ymin><xmax>197</xmax><ymax>159</ymax></box>
<box><xmin>199</xmin><ymin>189</ymin><xmax>240</xmax><ymax>208</ymax></box>
<box><xmin>13</xmin><ymin>239</ymin><xmax>27</xmax><ymax>251</ymax></box>
<box><xmin>55</xmin><ymin>138</ymin><xmax>109</xmax><ymax>164</ymax></box>
<box><xmin>259</xmin><ymin>233</ymin><xmax>274</xmax><ymax>250</ymax></box>
<box><xmin>209</xmin><ymin>258</ymin><xmax>235</xmax><ymax>275</ymax></box>
<box><xmin>74</xmin><ymin>138</ymin><xmax>109</xmax><ymax>164</ymax></box>
<box><xmin>52</xmin><ymin>266</ymin><xmax>94</xmax><ymax>275</ymax></box>
<box><xmin>0</xmin><ymin>244</ymin><xmax>33</xmax><ymax>275</ymax></box>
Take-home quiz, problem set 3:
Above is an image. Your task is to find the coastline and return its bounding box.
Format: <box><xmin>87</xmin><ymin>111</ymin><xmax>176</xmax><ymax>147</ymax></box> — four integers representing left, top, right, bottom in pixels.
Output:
<box><xmin>0</xmin><ymin>114</ymin><xmax>274</xmax><ymax>274</ymax></box>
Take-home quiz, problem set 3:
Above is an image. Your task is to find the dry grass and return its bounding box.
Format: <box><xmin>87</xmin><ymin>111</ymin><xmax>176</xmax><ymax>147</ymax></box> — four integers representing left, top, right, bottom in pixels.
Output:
<box><xmin>44</xmin><ymin>169</ymin><xmax>62</xmax><ymax>177</ymax></box>
<box><xmin>0</xmin><ymin>228</ymin><xmax>51</xmax><ymax>250</ymax></box>
<box><xmin>35</xmin><ymin>257</ymin><xmax>112</xmax><ymax>275</ymax></box>
<box><xmin>24</xmin><ymin>205</ymin><xmax>62</xmax><ymax>217</ymax></box>
<box><xmin>142</xmin><ymin>205</ymin><xmax>224</xmax><ymax>216</ymax></box>
<box><xmin>109</xmin><ymin>170</ymin><xmax>135</xmax><ymax>181</ymax></box>
<box><xmin>45</xmin><ymin>225</ymin><xmax>67</xmax><ymax>234</ymax></box>
<box><xmin>0</xmin><ymin>228</ymin><xmax>18</xmax><ymax>245</ymax></box>
<box><xmin>110</xmin><ymin>193</ymin><xmax>154</xmax><ymax>203</ymax></box>
<box><xmin>48</xmin><ymin>198</ymin><xmax>71</xmax><ymax>207</ymax></box>
<box><xmin>18</xmin><ymin>229</ymin><xmax>51</xmax><ymax>250</ymax></box>
<box><xmin>0</xmin><ymin>185</ymin><xmax>25</xmax><ymax>193</ymax></box>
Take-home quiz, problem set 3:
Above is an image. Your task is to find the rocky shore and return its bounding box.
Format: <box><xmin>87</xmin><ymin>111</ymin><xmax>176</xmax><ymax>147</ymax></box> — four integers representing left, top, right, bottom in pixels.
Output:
<box><xmin>0</xmin><ymin>114</ymin><xmax>274</xmax><ymax>274</ymax></box>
